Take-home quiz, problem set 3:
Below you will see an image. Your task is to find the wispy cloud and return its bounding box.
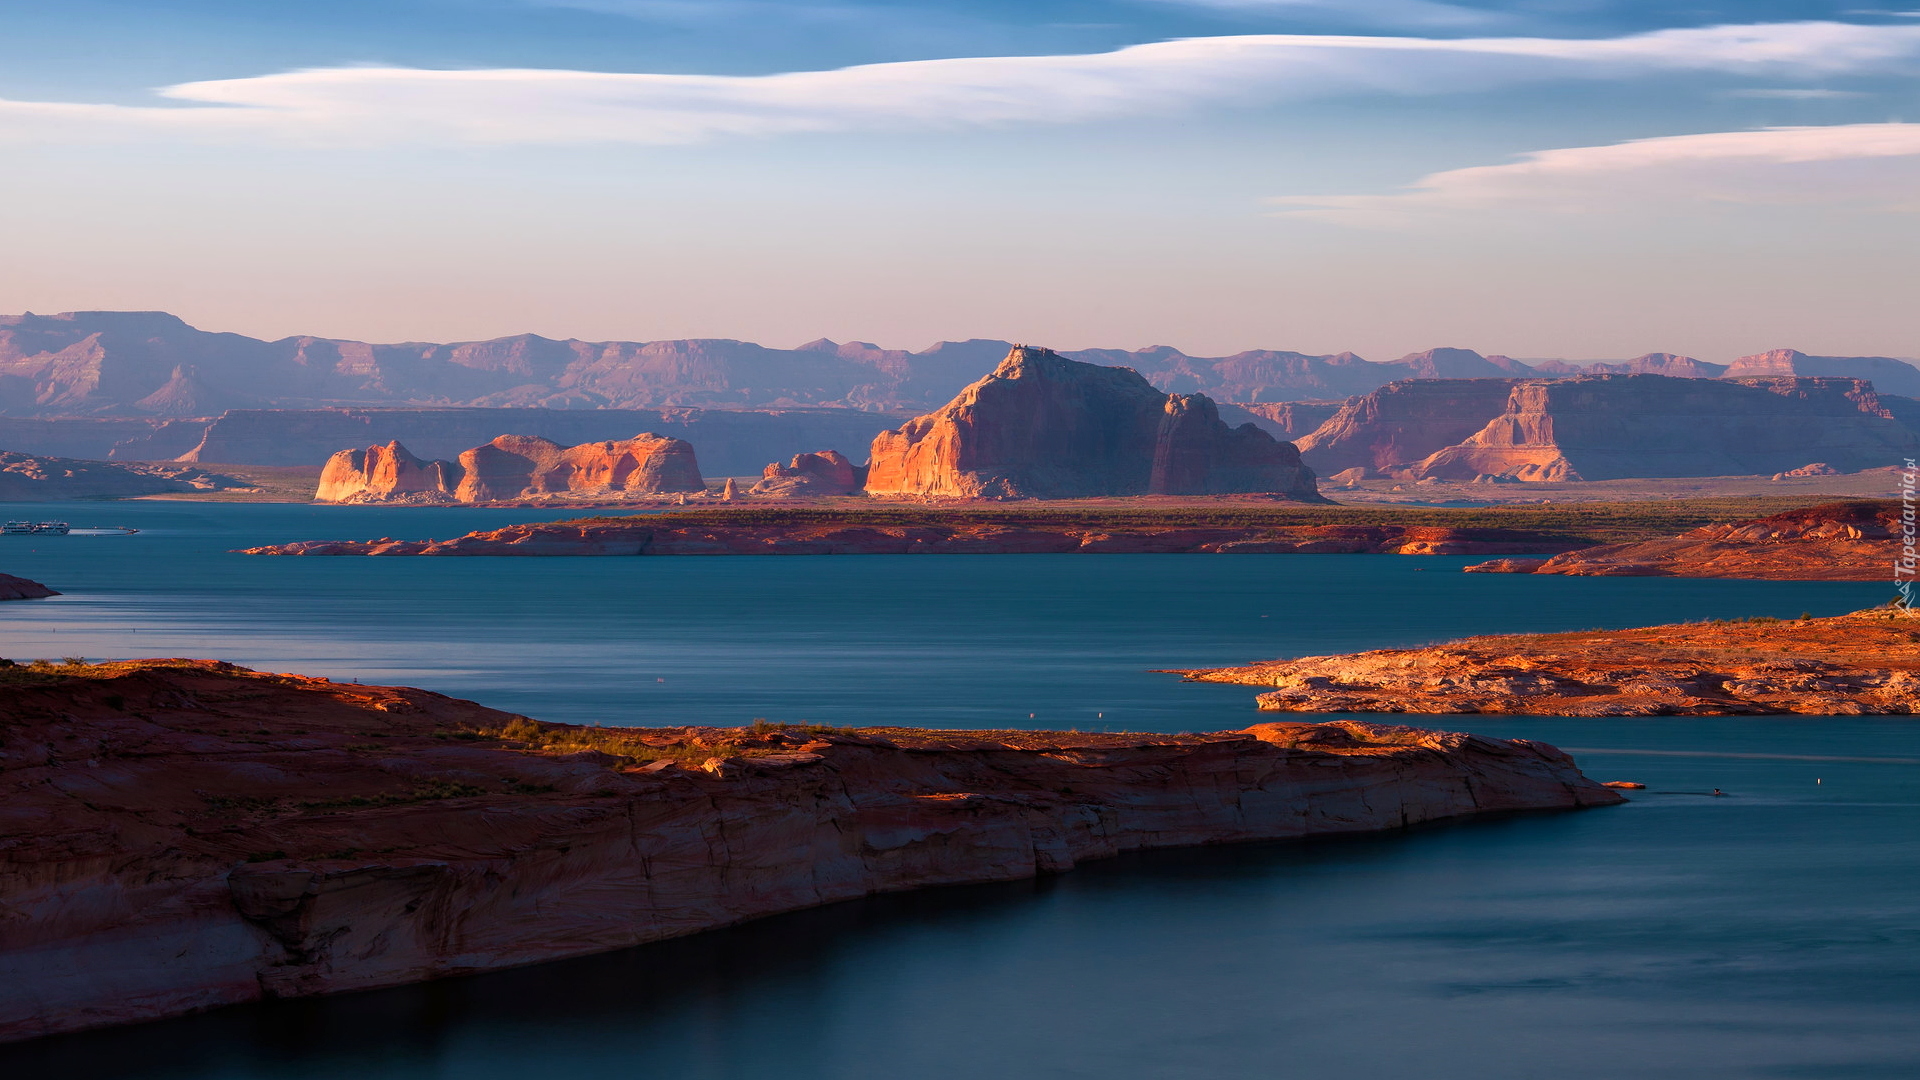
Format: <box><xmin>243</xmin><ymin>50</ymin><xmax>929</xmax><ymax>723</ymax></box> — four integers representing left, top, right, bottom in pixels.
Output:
<box><xmin>1724</xmin><ymin>87</ymin><xmax>1868</xmax><ymax>98</ymax></box>
<box><xmin>1273</xmin><ymin>122</ymin><xmax>1920</xmax><ymax>225</ymax></box>
<box><xmin>2</xmin><ymin>22</ymin><xmax>1918</xmax><ymax>146</ymax></box>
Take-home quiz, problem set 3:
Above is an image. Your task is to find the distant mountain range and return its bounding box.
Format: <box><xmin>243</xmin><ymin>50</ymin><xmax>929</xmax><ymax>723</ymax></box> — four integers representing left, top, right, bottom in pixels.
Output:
<box><xmin>3</xmin><ymin>310</ymin><xmax>1916</xmax><ymax>417</ymax></box>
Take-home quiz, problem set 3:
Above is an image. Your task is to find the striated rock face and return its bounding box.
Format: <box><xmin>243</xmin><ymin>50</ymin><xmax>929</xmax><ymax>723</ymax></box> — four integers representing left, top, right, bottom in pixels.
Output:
<box><xmin>313</xmin><ymin>435</ymin><xmax>705</xmax><ymax>503</ymax></box>
<box><xmin>1178</xmin><ymin>609</ymin><xmax>1920</xmax><ymax>716</ymax></box>
<box><xmin>1464</xmin><ymin>500</ymin><xmax>1897</xmax><ymax>580</ymax></box>
<box><xmin>749</xmin><ymin>450</ymin><xmax>861</xmax><ymax>496</ymax></box>
<box><xmin>0</xmin><ymin>660</ymin><xmax>1618</xmax><ymax>1043</ymax></box>
<box><xmin>864</xmin><ymin>346</ymin><xmax>1323</xmax><ymax>500</ymax></box>
<box><xmin>0</xmin><ymin>573</ymin><xmax>57</xmax><ymax>601</ymax></box>
<box><xmin>240</xmin><ymin>517</ymin><xmax>1585</xmax><ymax>557</ymax></box>
<box><xmin>1294</xmin><ymin>379</ymin><xmax>1520</xmax><ymax>476</ymax></box>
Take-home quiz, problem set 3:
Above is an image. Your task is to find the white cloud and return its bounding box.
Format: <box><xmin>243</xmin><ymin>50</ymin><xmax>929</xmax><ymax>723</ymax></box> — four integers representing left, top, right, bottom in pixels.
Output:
<box><xmin>2</xmin><ymin>22</ymin><xmax>1919</xmax><ymax>146</ymax></box>
<box><xmin>1137</xmin><ymin>0</ymin><xmax>1503</xmax><ymax>30</ymax></box>
<box><xmin>1272</xmin><ymin>122</ymin><xmax>1920</xmax><ymax>224</ymax></box>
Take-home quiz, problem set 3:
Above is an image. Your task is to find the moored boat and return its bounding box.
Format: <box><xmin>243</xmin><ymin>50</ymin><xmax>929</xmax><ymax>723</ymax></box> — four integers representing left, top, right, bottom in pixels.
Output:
<box><xmin>1</xmin><ymin>521</ymin><xmax>33</xmax><ymax>535</ymax></box>
<box><xmin>30</xmin><ymin>522</ymin><xmax>71</xmax><ymax>535</ymax></box>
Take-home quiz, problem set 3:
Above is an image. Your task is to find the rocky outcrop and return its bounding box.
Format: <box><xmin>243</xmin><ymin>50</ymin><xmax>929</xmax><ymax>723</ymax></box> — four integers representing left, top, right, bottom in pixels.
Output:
<box><xmin>1178</xmin><ymin>608</ymin><xmax>1920</xmax><ymax>716</ymax></box>
<box><xmin>240</xmin><ymin>516</ymin><xmax>1583</xmax><ymax>557</ymax></box>
<box><xmin>863</xmin><ymin>346</ymin><xmax>1323</xmax><ymax>500</ymax></box>
<box><xmin>749</xmin><ymin>450</ymin><xmax>861</xmax><ymax>496</ymax></box>
<box><xmin>175</xmin><ymin>407</ymin><xmax>907</xmax><ymax>475</ymax></box>
<box><xmin>0</xmin><ymin>574</ymin><xmax>56</xmax><ymax>600</ymax></box>
<box><xmin>1294</xmin><ymin>379</ymin><xmax>1520</xmax><ymax>476</ymax></box>
<box><xmin>314</xmin><ymin>435</ymin><xmax>704</xmax><ymax>503</ymax></box>
<box><xmin>315</xmin><ymin>441</ymin><xmax>461</xmax><ymax>503</ymax></box>
<box><xmin>1299</xmin><ymin>375</ymin><xmax>1917</xmax><ymax>481</ymax></box>
<box><xmin>1413</xmin><ymin>376</ymin><xmax>1916</xmax><ymax>481</ymax></box>
<box><xmin>1464</xmin><ymin>500</ymin><xmax>1896</xmax><ymax>580</ymax></box>
<box><xmin>0</xmin><ymin>450</ymin><xmax>248</xmax><ymax>501</ymax></box>
<box><xmin>1723</xmin><ymin>349</ymin><xmax>1920</xmax><ymax>397</ymax></box>
<box><xmin>0</xmin><ymin>659</ymin><xmax>1618</xmax><ymax>1043</ymax></box>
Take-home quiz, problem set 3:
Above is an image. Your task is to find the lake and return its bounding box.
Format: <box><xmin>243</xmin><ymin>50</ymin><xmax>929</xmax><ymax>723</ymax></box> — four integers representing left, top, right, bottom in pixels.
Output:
<box><xmin>0</xmin><ymin>500</ymin><xmax>1913</xmax><ymax>1079</ymax></box>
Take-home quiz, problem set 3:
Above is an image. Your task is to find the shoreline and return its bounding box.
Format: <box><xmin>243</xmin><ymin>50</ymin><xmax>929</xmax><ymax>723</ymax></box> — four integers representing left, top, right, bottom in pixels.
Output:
<box><xmin>0</xmin><ymin>659</ymin><xmax>1620</xmax><ymax>1043</ymax></box>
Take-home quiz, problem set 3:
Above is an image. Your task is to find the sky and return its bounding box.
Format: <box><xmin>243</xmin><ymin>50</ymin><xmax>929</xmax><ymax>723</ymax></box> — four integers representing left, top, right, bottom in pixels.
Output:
<box><xmin>1</xmin><ymin>1</ymin><xmax>1917</xmax><ymax>361</ymax></box>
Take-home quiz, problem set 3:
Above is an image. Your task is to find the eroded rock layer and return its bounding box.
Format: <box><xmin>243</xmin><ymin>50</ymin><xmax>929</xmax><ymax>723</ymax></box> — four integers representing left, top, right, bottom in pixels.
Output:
<box><xmin>863</xmin><ymin>346</ymin><xmax>1323</xmax><ymax>500</ymax></box>
<box><xmin>315</xmin><ymin>434</ymin><xmax>705</xmax><ymax>503</ymax></box>
<box><xmin>0</xmin><ymin>661</ymin><xmax>1617</xmax><ymax>1042</ymax></box>
<box><xmin>1464</xmin><ymin>500</ymin><xmax>1896</xmax><ymax>580</ymax></box>
<box><xmin>1178</xmin><ymin>609</ymin><xmax>1920</xmax><ymax>716</ymax></box>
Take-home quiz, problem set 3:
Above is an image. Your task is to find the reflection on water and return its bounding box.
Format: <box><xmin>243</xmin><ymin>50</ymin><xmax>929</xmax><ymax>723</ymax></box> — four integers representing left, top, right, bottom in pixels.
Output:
<box><xmin>0</xmin><ymin>502</ymin><xmax>1916</xmax><ymax>1079</ymax></box>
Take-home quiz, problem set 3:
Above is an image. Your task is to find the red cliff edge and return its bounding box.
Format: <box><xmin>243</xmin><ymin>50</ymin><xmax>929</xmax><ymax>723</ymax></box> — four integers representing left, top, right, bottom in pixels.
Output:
<box><xmin>0</xmin><ymin>660</ymin><xmax>1618</xmax><ymax>1043</ymax></box>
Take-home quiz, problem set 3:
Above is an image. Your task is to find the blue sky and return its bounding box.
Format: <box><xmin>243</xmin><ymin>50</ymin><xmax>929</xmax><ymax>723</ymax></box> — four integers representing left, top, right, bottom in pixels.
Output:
<box><xmin>2</xmin><ymin>1</ymin><xmax>1917</xmax><ymax>360</ymax></box>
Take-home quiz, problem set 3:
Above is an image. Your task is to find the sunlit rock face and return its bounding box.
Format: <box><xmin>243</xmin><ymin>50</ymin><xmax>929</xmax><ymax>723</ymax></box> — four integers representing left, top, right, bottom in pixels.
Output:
<box><xmin>863</xmin><ymin>346</ymin><xmax>1323</xmax><ymax>500</ymax></box>
<box><xmin>315</xmin><ymin>434</ymin><xmax>704</xmax><ymax>503</ymax></box>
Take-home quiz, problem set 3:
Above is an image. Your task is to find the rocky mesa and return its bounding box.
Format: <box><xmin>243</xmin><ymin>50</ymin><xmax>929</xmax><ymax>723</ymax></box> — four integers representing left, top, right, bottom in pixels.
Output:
<box><xmin>1177</xmin><ymin>608</ymin><xmax>1920</xmax><ymax>716</ymax></box>
<box><xmin>1465</xmin><ymin>500</ymin><xmax>1896</xmax><ymax>580</ymax></box>
<box><xmin>316</xmin><ymin>434</ymin><xmax>705</xmax><ymax>503</ymax></box>
<box><xmin>863</xmin><ymin>346</ymin><xmax>1324</xmax><ymax>500</ymax></box>
<box><xmin>0</xmin><ymin>659</ymin><xmax>1618</xmax><ymax>1042</ymax></box>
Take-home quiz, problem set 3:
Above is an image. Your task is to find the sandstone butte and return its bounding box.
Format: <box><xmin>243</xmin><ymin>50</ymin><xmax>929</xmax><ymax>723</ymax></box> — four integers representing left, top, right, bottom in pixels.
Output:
<box><xmin>1464</xmin><ymin>501</ymin><xmax>1896</xmax><ymax>581</ymax></box>
<box><xmin>0</xmin><ymin>659</ymin><xmax>1620</xmax><ymax>1042</ymax></box>
<box><xmin>315</xmin><ymin>434</ymin><xmax>705</xmax><ymax>503</ymax></box>
<box><xmin>748</xmin><ymin>449</ymin><xmax>862</xmax><ymax>497</ymax></box>
<box><xmin>238</xmin><ymin>518</ymin><xmax>1585</xmax><ymax>557</ymax></box>
<box><xmin>863</xmin><ymin>345</ymin><xmax>1325</xmax><ymax>501</ymax></box>
<box><xmin>0</xmin><ymin>574</ymin><xmax>56</xmax><ymax>601</ymax></box>
<box><xmin>1176</xmin><ymin>608</ymin><xmax>1920</xmax><ymax>716</ymax></box>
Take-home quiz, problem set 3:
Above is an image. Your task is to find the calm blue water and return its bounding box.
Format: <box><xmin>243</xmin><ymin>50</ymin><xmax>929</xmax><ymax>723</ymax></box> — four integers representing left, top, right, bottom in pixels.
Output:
<box><xmin>1</xmin><ymin>501</ymin><xmax>1915</xmax><ymax>1079</ymax></box>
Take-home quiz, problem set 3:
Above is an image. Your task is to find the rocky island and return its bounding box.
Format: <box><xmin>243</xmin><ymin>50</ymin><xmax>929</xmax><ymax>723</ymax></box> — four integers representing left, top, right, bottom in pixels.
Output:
<box><xmin>1466</xmin><ymin>501</ymin><xmax>1895</xmax><ymax>580</ymax></box>
<box><xmin>0</xmin><ymin>574</ymin><xmax>56</xmax><ymax>601</ymax></box>
<box><xmin>0</xmin><ymin>659</ymin><xmax>1618</xmax><ymax>1042</ymax></box>
<box><xmin>1178</xmin><ymin>608</ymin><xmax>1920</xmax><ymax>715</ymax></box>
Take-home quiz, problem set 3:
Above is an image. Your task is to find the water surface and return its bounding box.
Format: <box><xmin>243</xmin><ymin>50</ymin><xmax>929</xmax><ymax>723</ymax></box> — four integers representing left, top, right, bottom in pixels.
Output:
<box><xmin>0</xmin><ymin>501</ymin><xmax>1913</xmax><ymax>1079</ymax></box>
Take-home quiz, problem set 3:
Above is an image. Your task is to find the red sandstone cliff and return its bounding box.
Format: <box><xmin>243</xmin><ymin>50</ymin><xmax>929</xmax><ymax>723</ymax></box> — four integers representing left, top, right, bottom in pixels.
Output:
<box><xmin>0</xmin><ymin>660</ymin><xmax>1618</xmax><ymax>1043</ymax></box>
<box><xmin>863</xmin><ymin>346</ymin><xmax>1323</xmax><ymax>500</ymax></box>
<box><xmin>314</xmin><ymin>434</ymin><xmax>705</xmax><ymax>503</ymax></box>
<box><xmin>1464</xmin><ymin>500</ymin><xmax>1897</xmax><ymax>580</ymax></box>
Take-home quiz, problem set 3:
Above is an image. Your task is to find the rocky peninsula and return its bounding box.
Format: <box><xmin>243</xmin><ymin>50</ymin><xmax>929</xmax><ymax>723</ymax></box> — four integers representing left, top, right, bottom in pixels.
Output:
<box><xmin>241</xmin><ymin>514</ymin><xmax>1585</xmax><ymax>557</ymax></box>
<box><xmin>0</xmin><ymin>659</ymin><xmax>1618</xmax><ymax>1042</ymax></box>
<box><xmin>0</xmin><ymin>574</ymin><xmax>56</xmax><ymax>601</ymax></box>
<box><xmin>1465</xmin><ymin>501</ymin><xmax>1895</xmax><ymax>580</ymax></box>
<box><xmin>1178</xmin><ymin>608</ymin><xmax>1920</xmax><ymax>715</ymax></box>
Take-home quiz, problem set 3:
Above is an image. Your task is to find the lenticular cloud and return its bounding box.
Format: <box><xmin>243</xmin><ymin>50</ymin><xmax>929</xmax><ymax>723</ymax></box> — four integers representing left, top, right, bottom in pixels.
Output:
<box><xmin>1274</xmin><ymin>123</ymin><xmax>1920</xmax><ymax>223</ymax></box>
<box><xmin>1</xmin><ymin>21</ymin><xmax>1919</xmax><ymax>146</ymax></box>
